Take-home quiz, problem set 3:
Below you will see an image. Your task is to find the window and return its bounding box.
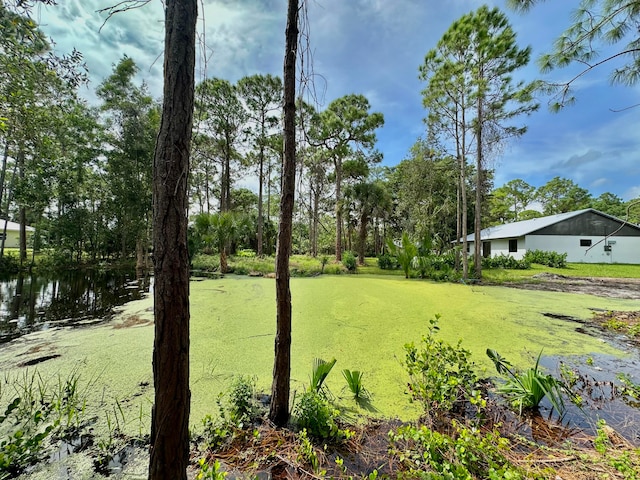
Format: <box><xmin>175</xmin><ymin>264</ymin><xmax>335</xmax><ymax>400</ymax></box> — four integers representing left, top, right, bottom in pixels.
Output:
<box><xmin>580</xmin><ymin>239</ymin><xmax>592</xmax><ymax>247</ymax></box>
<box><xmin>508</xmin><ymin>239</ymin><xmax>517</xmax><ymax>253</ymax></box>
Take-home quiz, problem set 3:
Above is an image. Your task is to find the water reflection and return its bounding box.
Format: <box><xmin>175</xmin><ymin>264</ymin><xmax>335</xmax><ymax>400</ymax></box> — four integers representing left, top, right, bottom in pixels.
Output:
<box><xmin>0</xmin><ymin>270</ymin><xmax>151</xmax><ymax>343</ymax></box>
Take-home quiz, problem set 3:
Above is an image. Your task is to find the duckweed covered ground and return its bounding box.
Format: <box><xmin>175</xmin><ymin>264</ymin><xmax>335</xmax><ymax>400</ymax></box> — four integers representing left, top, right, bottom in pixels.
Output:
<box><xmin>1</xmin><ymin>275</ymin><xmax>637</xmax><ymax>440</ymax></box>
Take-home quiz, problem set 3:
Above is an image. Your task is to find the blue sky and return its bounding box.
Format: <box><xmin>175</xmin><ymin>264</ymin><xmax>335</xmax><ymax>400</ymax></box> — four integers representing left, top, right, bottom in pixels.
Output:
<box><xmin>37</xmin><ymin>0</ymin><xmax>640</xmax><ymax>200</ymax></box>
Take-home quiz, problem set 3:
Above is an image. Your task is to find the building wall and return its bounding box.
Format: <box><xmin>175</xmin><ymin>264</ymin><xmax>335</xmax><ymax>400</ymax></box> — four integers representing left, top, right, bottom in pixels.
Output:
<box><xmin>525</xmin><ymin>235</ymin><xmax>640</xmax><ymax>264</ymax></box>
<box><xmin>2</xmin><ymin>230</ymin><xmax>21</xmax><ymax>249</ymax></box>
<box><xmin>466</xmin><ymin>237</ymin><xmax>527</xmax><ymax>260</ymax></box>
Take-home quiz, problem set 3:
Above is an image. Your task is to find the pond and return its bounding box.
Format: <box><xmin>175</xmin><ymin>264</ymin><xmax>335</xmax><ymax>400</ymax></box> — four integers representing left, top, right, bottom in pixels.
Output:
<box><xmin>0</xmin><ymin>269</ymin><xmax>151</xmax><ymax>344</ymax></box>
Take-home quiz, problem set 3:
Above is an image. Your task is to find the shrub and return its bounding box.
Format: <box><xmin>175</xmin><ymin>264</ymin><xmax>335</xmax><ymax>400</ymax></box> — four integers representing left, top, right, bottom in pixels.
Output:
<box><xmin>228</xmin><ymin>376</ymin><xmax>257</xmax><ymax>425</ymax></box>
<box><xmin>342</xmin><ymin>251</ymin><xmax>357</xmax><ymax>272</ymax></box>
<box><xmin>404</xmin><ymin>315</ymin><xmax>483</xmax><ymax>420</ymax></box>
<box><xmin>0</xmin><ymin>254</ymin><xmax>19</xmax><ymax>274</ymax></box>
<box><xmin>523</xmin><ymin>249</ymin><xmax>567</xmax><ymax>268</ymax></box>
<box><xmin>482</xmin><ymin>253</ymin><xmax>530</xmax><ymax>270</ymax></box>
<box><xmin>377</xmin><ymin>254</ymin><xmax>397</xmax><ymax>270</ymax></box>
<box><xmin>235</xmin><ymin>249</ymin><xmax>256</xmax><ymax>258</ymax></box>
<box><xmin>294</xmin><ymin>390</ymin><xmax>340</xmax><ymax>439</ymax></box>
<box><xmin>389</xmin><ymin>421</ymin><xmax>523</xmax><ymax>479</ymax></box>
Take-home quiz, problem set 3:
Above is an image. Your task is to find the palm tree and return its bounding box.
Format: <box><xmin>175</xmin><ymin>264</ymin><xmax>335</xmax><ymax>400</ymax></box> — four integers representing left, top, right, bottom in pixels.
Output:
<box><xmin>194</xmin><ymin>212</ymin><xmax>238</xmax><ymax>273</ymax></box>
<box><xmin>345</xmin><ymin>181</ymin><xmax>391</xmax><ymax>265</ymax></box>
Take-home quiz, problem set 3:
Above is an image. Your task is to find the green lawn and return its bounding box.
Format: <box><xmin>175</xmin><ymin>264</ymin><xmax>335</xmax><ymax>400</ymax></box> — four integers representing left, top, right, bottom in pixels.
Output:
<box><xmin>203</xmin><ymin>253</ymin><xmax>640</xmax><ymax>281</ymax></box>
<box><xmin>2</xmin><ymin>274</ymin><xmax>637</xmax><ymax>439</ymax></box>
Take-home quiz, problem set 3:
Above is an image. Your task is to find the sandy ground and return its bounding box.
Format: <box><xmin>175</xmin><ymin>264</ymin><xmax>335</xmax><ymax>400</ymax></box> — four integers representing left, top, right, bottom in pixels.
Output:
<box><xmin>504</xmin><ymin>273</ymin><xmax>640</xmax><ymax>299</ymax></box>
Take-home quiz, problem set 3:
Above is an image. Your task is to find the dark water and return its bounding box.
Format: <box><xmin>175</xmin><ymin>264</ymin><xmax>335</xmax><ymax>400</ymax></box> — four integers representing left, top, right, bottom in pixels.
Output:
<box><xmin>0</xmin><ymin>270</ymin><xmax>151</xmax><ymax>344</ymax></box>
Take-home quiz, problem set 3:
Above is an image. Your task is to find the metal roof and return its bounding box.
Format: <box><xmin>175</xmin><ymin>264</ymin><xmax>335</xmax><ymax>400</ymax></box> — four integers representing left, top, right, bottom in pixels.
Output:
<box><xmin>1</xmin><ymin>220</ymin><xmax>35</xmax><ymax>232</ymax></box>
<box><xmin>464</xmin><ymin>209</ymin><xmax>604</xmax><ymax>241</ymax></box>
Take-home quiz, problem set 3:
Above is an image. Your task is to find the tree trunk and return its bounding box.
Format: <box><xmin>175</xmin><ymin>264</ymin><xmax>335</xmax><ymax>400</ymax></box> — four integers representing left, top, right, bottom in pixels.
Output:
<box><xmin>269</xmin><ymin>0</ymin><xmax>298</xmax><ymax>427</ymax></box>
<box><xmin>0</xmin><ymin>135</ymin><xmax>11</xmax><ymax>219</ymax></box>
<box><xmin>334</xmin><ymin>161</ymin><xmax>342</xmax><ymax>261</ymax></box>
<box><xmin>148</xmin><ymin>1</ymin><xmax>196</xmax><ymax>479</ymax></box>
<box><xmin>312</xmin><ymin>189</ymin><xmax>319</xmax><ymax>257</ymax></box>
<box><xmin>459</xmin><ymin>100</ymin><xmax>469</xmax><ymax>281</ymax></box>
<box><xmin>257</xmin><ymin>145</ymin><xmax>264</xmax><ymax>256</ymax></box>
<box><xmin>19</xmin><ymin>206</ymin><xmax>27</xmax><ymax>265</ymax></box>
<box><xmin>474</xmin><ymin>93</ymin><xmax>483</xmax><ymax>279</ymax></box>
<box><xmin>16</xmin><ymin>148</ymin><xmax>26</xmax><ymax>265</ymax></box>
<box><xmin>357</xmin><ymin>213</ymin><xmax>368</xmax><ymax>265</ymax></box>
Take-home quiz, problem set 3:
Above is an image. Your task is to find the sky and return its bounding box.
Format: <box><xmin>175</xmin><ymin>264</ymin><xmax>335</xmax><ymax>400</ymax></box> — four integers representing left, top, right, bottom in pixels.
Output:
<box><xmin>36</xmin><ymin>0</ymin><xmax>640</xmax><ymax>201</ymax></box>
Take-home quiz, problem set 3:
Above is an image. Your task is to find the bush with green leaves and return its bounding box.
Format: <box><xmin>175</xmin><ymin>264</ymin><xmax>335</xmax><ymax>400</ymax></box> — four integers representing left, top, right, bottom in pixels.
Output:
<box><xmin>377</xmin><ymin>253</ymin><xmax>398</xmax><ymax>270</ymax></box>
<box><xmin>389</xmin><ymin>421</ymin><xmax>524</xmax><ymax>479</ymax></box>
<box><xmin>482</xmin><ymin>253</ymin><xmax>530</xmax><ymax>270</ymax></box>
<box><xmin>342</xmin><ymin>251</ymin><xmax>357</xmax><ymax>272</ymax></box>
<box><xmin>523</xmin><ymin>249</ymin><xmax>567</xmax><ymax>268</ymax></box>
<box><xmin>200</xmin><ymin>376</ymin><xmax>260</xmax><ymax>450</ymax></box>
<box><xmin>404</xmin><ymin>315</ymin><xmax>483</xmax><ymax>420</ymax></box>
<box><xmin>228</xmin><ymin>376</ymin><xmax>257</xmax><ymax>425</ymax></box>
<box><xmin>0</xmin><ymin>254</ymin><xmax>19</xmax><ymax>274</ymax></box>
<box><xmin>294</xmin><ymin>390</ymin><xmax>340</xmax><ymax>439</ymax></box>
<box><xmin>486</xmin><ymin>349</ymin><xmax>567</xmax><ymax>414</ymax></box>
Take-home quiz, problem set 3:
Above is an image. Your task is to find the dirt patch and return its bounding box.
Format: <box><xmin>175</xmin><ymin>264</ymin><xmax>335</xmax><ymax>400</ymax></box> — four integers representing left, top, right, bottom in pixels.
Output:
<box><xmin>112</xmin><ymin>315</ymin><xmax>153</xmax><ymax>329</ymax></box>
<box><xmin>505</xmin><ymin>274</ymin><xmax>640</xmax><ymax>299</ymax></box>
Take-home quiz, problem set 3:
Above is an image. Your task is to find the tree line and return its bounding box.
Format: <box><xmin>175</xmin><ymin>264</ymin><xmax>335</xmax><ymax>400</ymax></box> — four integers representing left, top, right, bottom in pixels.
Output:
<box><xmin>1</xmin><ymin>4</ymin><xmax>639</xmax><ymax>279</ymax></box>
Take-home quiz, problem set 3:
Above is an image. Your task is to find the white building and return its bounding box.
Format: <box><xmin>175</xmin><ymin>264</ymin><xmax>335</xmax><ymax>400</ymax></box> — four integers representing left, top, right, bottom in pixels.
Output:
<box><xmin>464</xmin><ymin>209</ymin><xmax>640</xmax><ymax>264</ymax></box>
<box><xmin>0</xmin><ymin>220</ymin><xmax>35</xmax><ymax>249</ymax></box>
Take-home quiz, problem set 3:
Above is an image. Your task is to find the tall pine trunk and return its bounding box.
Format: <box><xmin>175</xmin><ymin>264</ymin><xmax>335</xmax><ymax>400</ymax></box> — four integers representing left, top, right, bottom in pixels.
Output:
<box><xmin>269</xmin><ymin>0</ymin><xmax>298</xmax><ymax>426</ymax></box>
<box><xmin>148</xmin><ymin>1</ymin><xmax>197</xmax><ymax>478</ymax></box>
<box><xmin>334</xmin><ymin>161</ymin><xmax>342</xmax><ymax>261</ymax></box>
<box><xmin>474</xmin><ymin>82</ymin><xmax>483</xmax><ymax>279</ymax></box>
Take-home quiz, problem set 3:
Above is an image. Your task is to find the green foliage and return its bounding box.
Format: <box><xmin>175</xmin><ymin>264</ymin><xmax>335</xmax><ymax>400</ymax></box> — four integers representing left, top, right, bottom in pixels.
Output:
<box><xmin>0</xmin><ymin>368</ymin><xmax>90</xmax><ymax>476</ymax></box>
<box><xmin>296</xmin><ymin>428</ymin><xmax>319</xmax><ymax>472</ymax></box>
<box><xmin>235</xmin><ymin>249</ymin><xmax>256</xmax><ymax>258</ymax></box>
<box><xmin>486</xmin><ymin>349</ymin><xmax>566</xmax><ymax>414</ymax></box>
<box><xmin>404</xmin><ymin>315</ymin><xmax>482</xmax><ymax>419</ymax></box>
<box><xmin>201</xmin><ymin>413</ymin><xmax>232</xmax><ymax>451</ymax></box>
<box><xmin>616</xmin><ymin>373</ymin><xmax>640</xmax><ymax>402</ymax></box>
<box><xmin>387</xmin><ymin>233</ymin><xmax>417</xmax><ymax>279</ymax></box>
<box><xmin>310</xmin><ymin>358</ymin><xmax>336</xmax><ymax>397</ymax></box>
<box><xmin>377</xmin><ymin>253</ymin><xmax>398</xmax><ymax>270</ymax></box>
<box><xmin>200</xmin><ymin>375</ymin><xmax>260</xmax><ymax>450</ymax></box>
<box><xmin>342</xmin><ymin>369</ymin><xmax>369</xmax><ymax>401</ymax></box>
<box><xmin>319</xmin><ymin>255</ymin><xmax>329</xmax><ymax>273</ymax></box>
<box><xmin>594</xmin><ymin>419</ymin><xmax>610</xmax><ymax>455</ymax></box>
<box><xmin>389</xmin><ymin>421</ymin><xmax>523</xmax><ymax>479</ymax></box>
<box><xmin>482</xmin><ymin>253</ymin><xmax>531</xmax><ymax>270</ymax></box>
<box><xmin>523</xmin><ymin>249</ymin><xmax>567</xmax><ymax>268</ymax></box>
<box><xmin>293</xmin><ymin>390</ymin><xmax>340</xmax><ymax>439</ymax></box>
<box><xmin>342</xmin><ymin>251</ymin><xmax>357</xmax><ymax>272</ymax></box>
<box><xmin>227</xmin><ymin>376</ymin><xmax>257</xmax><ymax>425</ymax></box>
<box><xmin>536</xmin><ymin>177</ymin><xmax>591</xmax><ymax>215</ymax></box>
<box><xmin>196</xmin><ymin>458</ymin><xmax>227</xmax><ymax>480</ymax></box>
<box><xmin>0</xmin><ymin>397</ymin><xmax>55</xmax><ymax>473</ymax></box>
<box><xmin>0</xmin><ymin>254</ymin><xmax>19</xmax><ymax>274</ymax></box>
